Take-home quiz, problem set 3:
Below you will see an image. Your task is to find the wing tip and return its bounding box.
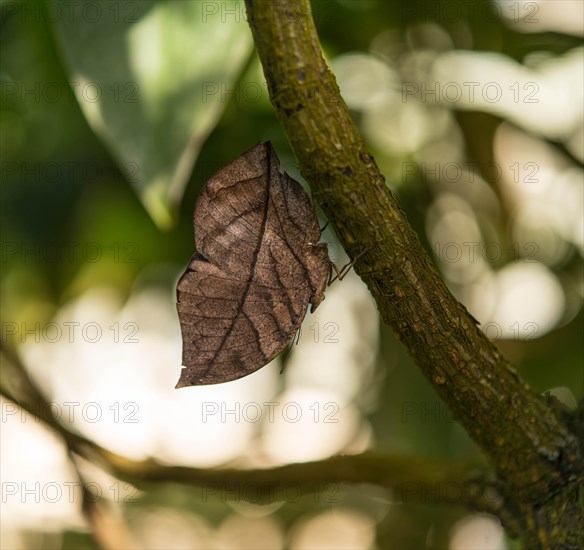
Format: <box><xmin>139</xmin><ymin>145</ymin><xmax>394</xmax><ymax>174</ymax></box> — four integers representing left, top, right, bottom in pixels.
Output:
<box><xmin>175</xmin><ymin>369</ymin><xmax>190</xmax><ymax>389</ymax></box>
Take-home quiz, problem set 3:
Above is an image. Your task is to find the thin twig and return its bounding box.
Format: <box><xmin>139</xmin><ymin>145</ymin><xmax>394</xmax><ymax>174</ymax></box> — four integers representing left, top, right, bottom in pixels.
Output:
<box><xmin>1</xmin><ymin>344</ymin><xmax>518</xmax><ymax>533</ymax></box>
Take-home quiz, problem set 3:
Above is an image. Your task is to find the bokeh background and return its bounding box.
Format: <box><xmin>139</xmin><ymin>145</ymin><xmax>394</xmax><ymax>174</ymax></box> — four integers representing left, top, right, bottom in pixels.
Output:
<box><xmin>1</xmin><ymin>0</ymin><xmax>582</xmax><ymax>548</ymax></box>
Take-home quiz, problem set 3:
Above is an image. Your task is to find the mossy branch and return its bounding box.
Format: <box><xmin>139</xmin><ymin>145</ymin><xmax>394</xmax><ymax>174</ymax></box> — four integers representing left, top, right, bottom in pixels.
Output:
<box><xmin>244</xmin><ymin>0</ymin><xmax>583</xmax><ymax>545</ymax></box>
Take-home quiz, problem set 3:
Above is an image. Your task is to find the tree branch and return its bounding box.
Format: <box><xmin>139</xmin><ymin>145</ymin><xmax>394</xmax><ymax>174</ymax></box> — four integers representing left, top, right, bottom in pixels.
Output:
<box><xmin>0</xmin><ymin>345</ymin><xmax>136</xmax><ymax>550</ymax></box>
<box><xmin>1</xmin><ymin>345</ymin><xmax>518</xmax><ymax>532</ymax></box>
<box><xmin>243</xmin><ymin>0</ymin><xmax>582</xmax><ymax>543</ymax></box>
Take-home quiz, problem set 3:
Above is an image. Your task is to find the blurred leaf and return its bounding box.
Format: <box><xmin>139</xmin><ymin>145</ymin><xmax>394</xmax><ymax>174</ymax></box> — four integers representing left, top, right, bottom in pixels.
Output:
<box><xmin>52</xmin><ymin>0</ymin><xmax>252</xmax><ymax>228</ymax></box>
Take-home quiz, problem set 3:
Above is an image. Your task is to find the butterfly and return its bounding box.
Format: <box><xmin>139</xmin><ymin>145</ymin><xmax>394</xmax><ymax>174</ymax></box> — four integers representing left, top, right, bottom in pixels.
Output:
<box><xmin>176</xmin><ymin>142</ymin><xmax>331</xmax><ymax>387</ymax></box>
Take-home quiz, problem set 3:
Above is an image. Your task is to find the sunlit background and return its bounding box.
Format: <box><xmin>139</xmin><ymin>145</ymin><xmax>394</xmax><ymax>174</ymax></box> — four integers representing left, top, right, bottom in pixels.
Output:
<box><xmin>1</xmin><ymin>0</ymin><xmax>582</xmax><ymax>548</ymax></box>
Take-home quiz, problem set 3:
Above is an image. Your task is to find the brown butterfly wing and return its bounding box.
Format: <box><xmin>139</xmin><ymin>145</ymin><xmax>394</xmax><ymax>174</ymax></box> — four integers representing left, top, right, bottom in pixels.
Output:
<box><xmin>176</xmin><ymin>255</ymin><xmax>310</xmax><ymax>386</ymax></box>
<box><xmin>176</xmin><ymin>142</ymin><xmax>330</xmax><ymax>387</ymax></box>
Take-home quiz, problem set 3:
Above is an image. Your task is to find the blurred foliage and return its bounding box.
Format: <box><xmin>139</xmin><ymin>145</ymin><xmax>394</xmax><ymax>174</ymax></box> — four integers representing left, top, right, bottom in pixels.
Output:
<box><xmin>1</xmin><ymin>0</ymin><xmax>582</xmax><ymax>548</ymax></box>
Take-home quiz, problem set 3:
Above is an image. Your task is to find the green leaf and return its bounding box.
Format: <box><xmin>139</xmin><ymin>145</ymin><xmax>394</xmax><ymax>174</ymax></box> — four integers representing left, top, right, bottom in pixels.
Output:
<box><xmin>52</xmin><ymin>0</ymin><xmax>252</xmax><ymax>228</ymax></box>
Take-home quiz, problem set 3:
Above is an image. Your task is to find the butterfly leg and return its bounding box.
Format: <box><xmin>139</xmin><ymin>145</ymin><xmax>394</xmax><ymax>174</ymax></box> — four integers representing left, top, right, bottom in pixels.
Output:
<box><xmin>329</xmin><ymin>245</ymin><xmax>373</xmax><ymax>285</ymax></box>
<box><xmin>329</xmin><ymin>260</ymin><xmax>353</xmax><ymax>284</ymax></box>
<box><xmin>279</xmin><ymin>328</ymin><xmax>302</xmax><ymax>374</ymax></box>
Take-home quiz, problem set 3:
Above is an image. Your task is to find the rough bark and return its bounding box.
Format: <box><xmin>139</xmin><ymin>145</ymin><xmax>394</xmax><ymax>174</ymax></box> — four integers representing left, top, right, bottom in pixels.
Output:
<box><xmin>244</xmin><ymin>0</ymin><xmax>583</xmax><ymax>546</ymax></box>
